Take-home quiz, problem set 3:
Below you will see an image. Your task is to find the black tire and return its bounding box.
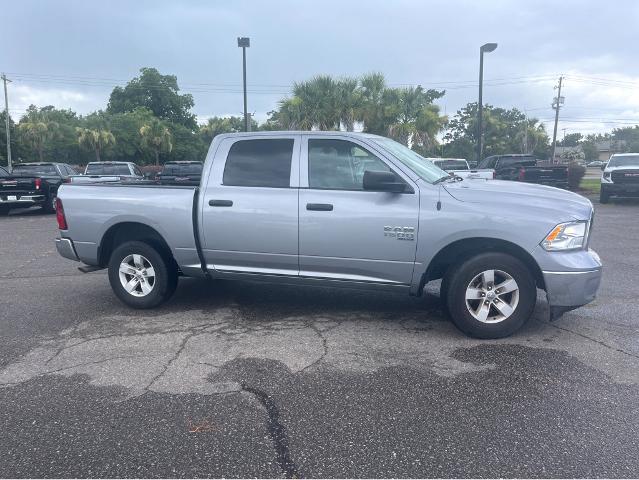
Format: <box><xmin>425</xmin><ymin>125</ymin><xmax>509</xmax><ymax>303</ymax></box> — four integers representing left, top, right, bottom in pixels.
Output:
<box><xmin>108</xmin><ymin>240</ymin><xmax>178</xmax><ymax>309</ymax></box>
<box><xmin>43</xmin><ymin>193</ymin><xmax>57</xmax><ymax>213</ymax></box>
<box><xmin>599</xmin><ymin>188</ymin><xmax>609</xmax><ymax>204</ymax></box>
<box><xmin>443</xmin><ymin>252</ymin><xmax>536</xmax><ymax>339</ymax></box>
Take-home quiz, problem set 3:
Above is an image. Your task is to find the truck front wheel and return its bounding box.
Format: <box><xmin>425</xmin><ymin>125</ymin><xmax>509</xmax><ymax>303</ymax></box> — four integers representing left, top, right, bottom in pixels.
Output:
<box><xmin>443</xmin><ymin>252</ymin><xmax>536</xmax><ymax>339</ymax></box>
<box><xmin>108</xmin><ymin>241</ymin><xmax>178</xmax><ymax>308</ymax></box>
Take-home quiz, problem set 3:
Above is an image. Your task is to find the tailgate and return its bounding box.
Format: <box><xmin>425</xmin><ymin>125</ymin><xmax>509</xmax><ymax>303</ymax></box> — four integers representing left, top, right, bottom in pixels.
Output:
<box><xmin>0</xmin><ymin>176</ymin><xmax>39</xmax><ymax>195</ymax></box>
<box><xmin>524</xmin><ymin>166</ymin><xmax>568</xmax><ymax>182</ymax></box>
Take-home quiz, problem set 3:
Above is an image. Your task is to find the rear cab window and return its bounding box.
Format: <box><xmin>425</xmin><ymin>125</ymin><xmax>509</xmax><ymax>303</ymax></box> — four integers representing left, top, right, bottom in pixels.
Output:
<box><xmin>13</xmin><ymin>164</ymin><xmax>58</xmax><ymax>175</ymax></box>
<box><xmin>85</xmin><ymin>164</ymin><xmax>132</xmax><ymax>175</ymax></box>
<box><xmin>223</xmin><ymin>139</ymin><xmax>294</xmax><ymax>188</ymax></box>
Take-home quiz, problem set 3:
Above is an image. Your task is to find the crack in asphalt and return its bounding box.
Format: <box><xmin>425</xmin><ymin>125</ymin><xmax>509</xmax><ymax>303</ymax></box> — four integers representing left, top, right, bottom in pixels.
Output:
<box><xmin>43</xmin><ymin>325</ymin><xmax>218</xmax><ymax>366</ymax></box>
<box><xmin>540</xmin><ymin>320</ymin><xmax>639</xmax><ymax>360</ymax></box>
<box><xmin>142</xmin><ymin>327</ymin><xmax>210</xmax><ymax>392</ymax></box>
<box><xmin>298</xmin><ymin>322</ymin><xmax>339</xmax><ymax>373</ymax></box>
<box><xmin>241</xmin><ymin>384</ymin><xmax>300</xmax><ymax>479</ymax></box>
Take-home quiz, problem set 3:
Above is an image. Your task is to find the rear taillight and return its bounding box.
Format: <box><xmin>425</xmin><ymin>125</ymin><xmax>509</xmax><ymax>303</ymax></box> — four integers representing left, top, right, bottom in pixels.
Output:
<box><xmin>492</xmin><ymin>170</ymin><xmax>496</xmax><ymax>179</ymax></box>
<box><xmin>35</xmin><ymin>178</ymin><xmax>42</xmax><ymax>190</ymax></box>
<box><xmin>56</xmin><ymin>198</ymin><xmax>68</xmax><ymax>230</ymax></box>
<box><xmin>518</xmin><ymin>168</ymin><xmax>525</xmax><ymax>181</ymax></box>
<box><xmin>63</xmin><ymin>178</ymin><xmax>72</xmax><ymax>183</ymax></box>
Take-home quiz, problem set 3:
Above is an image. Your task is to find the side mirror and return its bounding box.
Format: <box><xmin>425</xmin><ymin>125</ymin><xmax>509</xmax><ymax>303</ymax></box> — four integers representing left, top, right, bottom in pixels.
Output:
<box><xmin>601</xmin><ymin>163</ymin><xmax>607</xmax><ymax>171</ymax></box>
<box><xmin>363</xmin><ymin>170</ymin><xmax>406</xmax><ymax>193</ymax></box>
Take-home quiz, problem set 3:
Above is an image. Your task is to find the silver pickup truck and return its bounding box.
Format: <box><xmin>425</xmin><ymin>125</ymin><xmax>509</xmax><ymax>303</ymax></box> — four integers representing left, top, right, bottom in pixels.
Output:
<box><xmin>55</xmin><ymin>131</ymin><xmax>602</xmax><ymax>338</ymax></box>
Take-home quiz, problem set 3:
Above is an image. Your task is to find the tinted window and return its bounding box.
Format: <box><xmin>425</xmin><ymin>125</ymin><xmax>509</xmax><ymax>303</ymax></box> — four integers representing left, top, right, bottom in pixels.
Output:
<box><xmin>309</xmin><ymin>139</ymin><xmax>391</xmax><ymax>190</ymax></box>
<box><xmin>13</xmin><ymin>164</ymin><xmax>57</xmax><ymax>175</ymax></box>
<box><xmin>162</xmin><ymin>163</ymin><xmax>203</xmax><ymax>175</ymax></box>
<box><xmin>434</xmin><ymin>160</ymin><xmax>468</xmax><ymax>171</ymax></box>
<box><xmin>0</xmin><ymin>166</ymin><xmax>9</xmax><ymax>177</ymax></box>
<box><xmin>133</xmin><ymin>166</ymin><xmax>143</xmax><ymax>176</ymax></box>
<box><xmin>85</xmin><ymin>164</ymin><xmax>131</xmax><ymax>175</ymax></box>
<box><xmin>223</xmin><ymin>139</ymin><xmax>293</xmax><ymax>188</ymax></box>
<box><xmin>608</xmin><ymin>156</ymin><xmax>639</xmax><ymax>167</ymax></box>
<box><xmin>498</xmin><ymin>156</ymin><xmax>535</xmax><ymax>167</ymax></box>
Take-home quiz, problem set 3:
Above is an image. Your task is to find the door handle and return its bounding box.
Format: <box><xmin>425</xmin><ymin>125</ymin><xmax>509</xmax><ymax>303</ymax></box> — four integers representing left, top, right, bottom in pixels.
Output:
<box><xmin>209</xmin><ymin>199</ymin><xmax>233</xmax><ymax>207</ymax></box>
<box><xmin>306</xmin><ymin>203</ymin><xmax>333</xmax><ymax>211</ymax></box>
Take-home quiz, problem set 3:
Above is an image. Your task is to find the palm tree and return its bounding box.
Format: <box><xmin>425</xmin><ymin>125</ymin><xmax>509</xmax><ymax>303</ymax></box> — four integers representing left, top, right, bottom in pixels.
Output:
<box><xmin>76</xmin><ymin>127</ymin><xmax>116</xmax><ymax>162</ymax></box>
<box><xmin>139</xmin><ymin>119</ymin><xmax>173</xmax><ymax>166</ymax></box>
<box><xmin>292</xmin><ymin>75</ymin><xmax>340</xmax><ymax>130</ymax></box>
<box><xmin>18</xmin><ymin>117</ymin><xmax>59</xmax><ymax>162</ymax></box>
<box><xmin>335</xmin><ymin>78</ymin><xmax>362</xmax><ymax>131</ymax></box>
<box><xmin>387</xmin><ymin>86</ymin><xmax>446</xmax><ymax>150</ymax></box>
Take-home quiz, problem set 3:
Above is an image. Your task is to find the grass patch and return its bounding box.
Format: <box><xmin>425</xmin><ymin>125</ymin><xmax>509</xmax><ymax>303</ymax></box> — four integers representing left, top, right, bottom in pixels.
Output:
<box><xmin>580</xmin><ymin>178</ymin><xmax>601</xmax><ymax>194</ymax></box>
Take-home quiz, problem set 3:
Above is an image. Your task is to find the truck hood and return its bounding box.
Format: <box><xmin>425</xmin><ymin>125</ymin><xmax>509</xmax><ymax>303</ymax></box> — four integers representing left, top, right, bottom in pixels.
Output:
<box><xmin>443</xmin><ymin>179</ymin><xmax>593</xmax><ymax>221</ymax></box>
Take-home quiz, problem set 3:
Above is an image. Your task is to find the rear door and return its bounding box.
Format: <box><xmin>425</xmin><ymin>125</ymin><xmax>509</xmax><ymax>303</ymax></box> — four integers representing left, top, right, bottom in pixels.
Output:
<box><xmin>200</xmin><ymin>135</ymin><xmax>300</xmax><ymax>275</ymax></box>
<box><xmin>298</xmin><ymin>135</ymin><xmax>419</xmax><ymax>285</ymax></box>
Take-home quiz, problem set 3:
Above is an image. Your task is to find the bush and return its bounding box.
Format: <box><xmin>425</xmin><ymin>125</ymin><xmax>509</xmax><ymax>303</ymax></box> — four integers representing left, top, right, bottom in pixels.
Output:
<box><xmin>567</xmin><ymin>162</ymin><xmax>586</xmax><ymax>191</ymax></box>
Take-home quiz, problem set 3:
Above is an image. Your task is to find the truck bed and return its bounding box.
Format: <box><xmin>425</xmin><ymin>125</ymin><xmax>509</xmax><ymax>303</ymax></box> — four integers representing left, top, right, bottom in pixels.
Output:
<box><xmin>58</xmin><ymin>183</ymin><xmax>201</xmax><ymax>270</ymax></box>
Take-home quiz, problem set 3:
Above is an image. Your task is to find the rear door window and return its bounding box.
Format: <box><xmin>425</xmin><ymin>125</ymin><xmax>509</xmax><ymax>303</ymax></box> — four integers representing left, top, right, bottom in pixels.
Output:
<box><xmin>223</xmin><ymin>139</ymin><xmax>294</xmax><ymax>188</ymax></box>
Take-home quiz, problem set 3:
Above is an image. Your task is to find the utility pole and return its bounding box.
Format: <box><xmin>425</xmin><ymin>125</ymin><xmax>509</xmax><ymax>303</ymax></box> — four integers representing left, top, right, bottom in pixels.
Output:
<box><xmin>551</xmin><ymin>76</ymin><xmax>564</xmax><ymax>163</ymax></box>
<box><xmin>2</xmin><ymin>73</ymin><xmax>12</xmax><ymax>172</ymax></box>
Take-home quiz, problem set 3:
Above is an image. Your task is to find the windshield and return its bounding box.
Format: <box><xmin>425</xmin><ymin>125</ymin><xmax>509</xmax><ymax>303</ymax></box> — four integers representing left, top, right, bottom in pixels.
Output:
<box><xmin>372</xmin><ymin>137</ymin><xmax>448</xmax><ymax>183</ymax></box>
<box><xmin>161</xmin><ymin>163</ymin><xmax>203</xmax><ymax>175</ymax></box>
<box><xmin>608</xmin><ymin>156</ymin><xmax>639</xmax><ymax>168</ymax></box>
<box><xmin>13</xmin><ymin>164</ymin><xmax>58</xmax><ymax>175</ymax></box>
<box><xmin>435</xmin><ymin>160</ymin><xmax>468</xmax><ymax>171</ymax></box>
<box><xmin>85</xmin><ymin>164</ymin><xmax>131</xmax><ymax>175</ymax></box>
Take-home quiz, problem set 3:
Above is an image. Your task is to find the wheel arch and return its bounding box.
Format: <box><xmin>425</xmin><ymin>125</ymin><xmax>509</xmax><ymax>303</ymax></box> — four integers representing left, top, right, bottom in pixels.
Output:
<box><xmin>421</xmin><ymin>237</ymin><xmax>545</xmax><ymax>291</ymax></box>
<box><xmin>98</xmin><ymin>222</ymin><xmax>176</xmax><ymax>268</ymax></box>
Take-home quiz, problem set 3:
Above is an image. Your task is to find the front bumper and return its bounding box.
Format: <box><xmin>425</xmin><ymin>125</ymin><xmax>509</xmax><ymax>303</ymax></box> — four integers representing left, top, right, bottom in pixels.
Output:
<box><xmin>601</xmin><ymin>183</ymin><xmax>639</xmax><ymax>197</ymax></box>
<box><xmin>0</xmin><ymin>194</ymin><xmax>46</xmax><ymax>206</ymax></box>
<box><xmin>55</xmin><ymin>237</ymin><xmax>80</xmax><ymax>262</ymax></box>
<box><xmin>541</xmin><ymin>249</ymin><xmax>602</xmax><ymax>308</ymax></box>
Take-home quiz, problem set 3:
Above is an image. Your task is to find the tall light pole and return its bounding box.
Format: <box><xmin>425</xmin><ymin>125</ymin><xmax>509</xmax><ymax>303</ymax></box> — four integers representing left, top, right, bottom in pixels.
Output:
<box><xmin>477</xmin><ymin>42</ymin><xmax>497</xmax><ymax>164</ymax></box>
<box><xmin>237</xmin><ymin>37</ymin><xmax>250</xmax><ymax>132</ymax></box>
<box><xmin>2</xmin><ymin>73</ymin><xmax>12</xmax><ymax>172</ymax></box>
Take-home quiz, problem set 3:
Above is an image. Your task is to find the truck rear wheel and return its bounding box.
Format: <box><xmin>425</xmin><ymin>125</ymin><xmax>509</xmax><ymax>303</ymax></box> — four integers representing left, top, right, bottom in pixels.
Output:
<box><xmin>108</xmin><ymin>241</ymin><xmax>178</xmax><ymax>308</ymax></box>
<box><xmin>443</xmin><ymin>252</ymin><xmax>536</xmax><ymax>339</ymax></box>
<box><xmin>599</xmin><ymin>188</ymin><xmax>610</xmax><ymax>204</ymax></box>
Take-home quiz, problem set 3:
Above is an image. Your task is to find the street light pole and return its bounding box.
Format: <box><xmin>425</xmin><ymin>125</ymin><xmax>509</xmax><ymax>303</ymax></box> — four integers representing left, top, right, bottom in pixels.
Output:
<box><xmin>476</xmin><ymin>43</ymin><xmax>497</xmax><ymax>164</ymax></box>
<box><xmin>237</xmin><ymin>37</ymin><xmax>250</xmax><ymax>132</ymax></box>
<box><xmin>2</xmin><ymin>73</ymin><xmax>12</xmax><ymax>172</ymax></box>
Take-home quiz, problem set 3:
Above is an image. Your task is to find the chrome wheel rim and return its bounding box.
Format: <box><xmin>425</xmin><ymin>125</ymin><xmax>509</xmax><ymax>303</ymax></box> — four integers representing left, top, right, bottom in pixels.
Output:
<box><xmin>118</xmin><ymin>254</ymin><xmax>156</xmax><ymax>297</ymax></box>
<box><xmin>465</xmin><ymin>269</ymin><xmax>519</xmax><ymax>324</ymax></box>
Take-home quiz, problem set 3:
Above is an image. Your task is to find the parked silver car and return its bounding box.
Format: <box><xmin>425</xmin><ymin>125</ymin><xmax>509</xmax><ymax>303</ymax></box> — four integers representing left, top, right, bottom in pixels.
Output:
<box><xmin>55</xmin><ymin>132</ymin><xmax>602</xmax><ymax>338</ymax></box>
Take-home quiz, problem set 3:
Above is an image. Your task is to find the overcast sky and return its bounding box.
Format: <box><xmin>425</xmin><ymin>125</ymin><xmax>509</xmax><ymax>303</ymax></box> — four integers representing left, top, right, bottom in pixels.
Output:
<box><xmin>2</xmin><ymin>0</ymin><xmax>639</xmax><ymax>135</ymax></box>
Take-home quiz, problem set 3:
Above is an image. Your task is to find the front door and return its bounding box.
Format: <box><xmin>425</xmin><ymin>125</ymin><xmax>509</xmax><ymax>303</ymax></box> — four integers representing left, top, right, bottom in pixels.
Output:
<box><xmin>200</xmin><ymin>135</ymin><xmax>300</xmax><ymax>275</ymax></box>
<box><xmin>298</xmin><ymin>135</ymin><xmax>419</xmax><ymax>285</ymax></box>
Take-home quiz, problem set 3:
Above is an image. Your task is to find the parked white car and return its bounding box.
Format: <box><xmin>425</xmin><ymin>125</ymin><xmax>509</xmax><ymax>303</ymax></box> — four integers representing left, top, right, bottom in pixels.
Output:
<box><xmin>427</xmin><ymin>158</ymin><xmax>494</xmax><ymax>180</ymax></box>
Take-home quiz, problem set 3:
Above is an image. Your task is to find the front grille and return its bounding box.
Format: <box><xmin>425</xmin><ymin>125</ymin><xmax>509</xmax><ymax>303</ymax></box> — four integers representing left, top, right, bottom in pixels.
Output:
<box><xmin>611</xmin><ymin>169</ymin><xmax>639</xmax><ymax>184</ymax></box>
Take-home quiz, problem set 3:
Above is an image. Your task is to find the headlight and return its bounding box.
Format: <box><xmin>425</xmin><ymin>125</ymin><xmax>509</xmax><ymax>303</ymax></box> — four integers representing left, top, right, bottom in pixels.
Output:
<box><xmin>541</xmin><ymin>221</ymin><xmax>588</xmax><ymax>251</ymax></box>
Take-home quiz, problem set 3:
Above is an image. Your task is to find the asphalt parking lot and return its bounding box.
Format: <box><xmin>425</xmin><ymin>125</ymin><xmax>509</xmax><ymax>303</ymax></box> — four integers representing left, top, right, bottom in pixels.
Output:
<box><xmin>1</xmin><ymin>198</ymin><xmax>638</xmax><ymax>478</ymax></box>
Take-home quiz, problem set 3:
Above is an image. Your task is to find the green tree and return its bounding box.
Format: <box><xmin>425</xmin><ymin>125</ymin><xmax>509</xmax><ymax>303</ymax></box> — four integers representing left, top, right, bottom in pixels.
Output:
<box><xmin>76</xmin><ymin>127</ymin><xmax>116</xmax><ymax>162</ymax></box>
<box><xmin>108</xmin><ymin>67</ymin><xmax>196</xmax><ymax>129</ymax></box>
<box><xmin>199</xmin><ymin>116</ymin><xmax>256</xmax><ymax>144</ymax></box>
<box><xmin>139</xmin><ymin>118</ymin><xmax>173</xmax><ymax>166</ymax></box>
<box><xmin>558</xmin><ymin>132</ymin><xmax>583</xmax><ymax>147</ymax></box>
<box><xmin>17</xmin><ymin>106</ymin><xmax>61</xmax><ymax>162</ymax></box>
<box><xmin>582</xmin><ymin>141</ymin><xmax>599</xmax><ymax>162</ymax></box>
<box><xmin>444</xmin><ymin>103</ymin><xmax>549</xmax><ymax>160</ymax></box>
